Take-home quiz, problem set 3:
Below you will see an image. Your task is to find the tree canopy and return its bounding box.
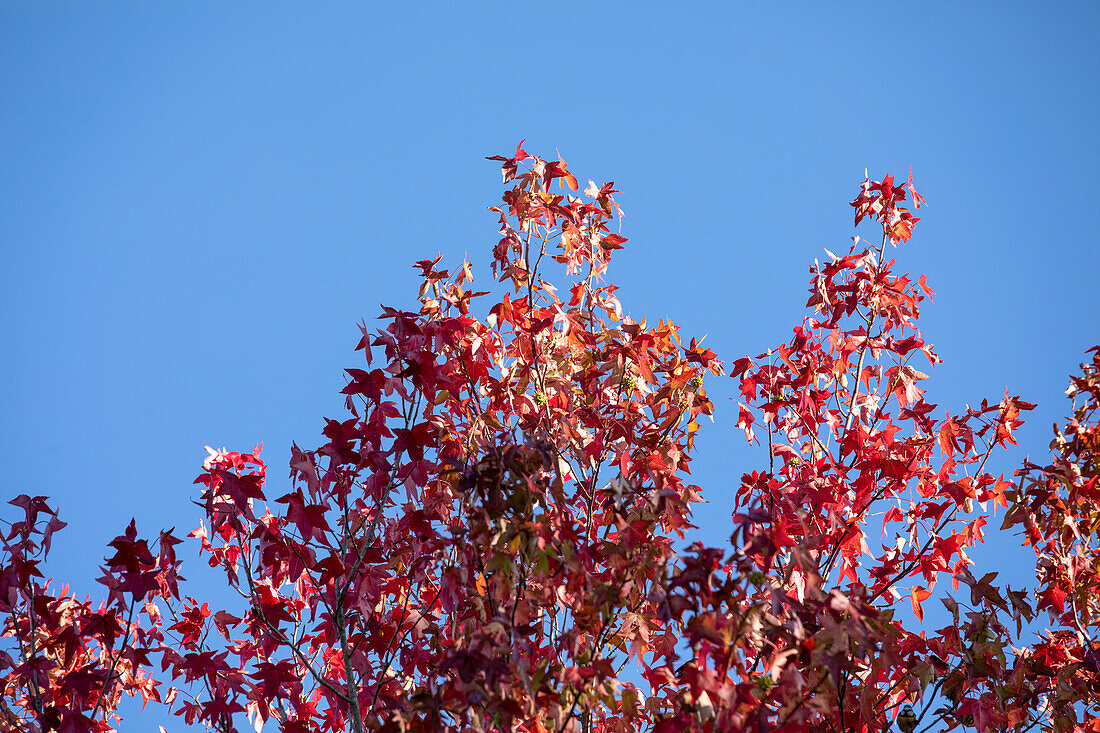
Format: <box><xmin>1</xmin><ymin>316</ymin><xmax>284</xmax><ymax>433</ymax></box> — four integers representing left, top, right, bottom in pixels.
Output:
<box><xmin>2</xmin><ymin>149</ymin><xmax>1098</xmax><ymax>733</ymax></box>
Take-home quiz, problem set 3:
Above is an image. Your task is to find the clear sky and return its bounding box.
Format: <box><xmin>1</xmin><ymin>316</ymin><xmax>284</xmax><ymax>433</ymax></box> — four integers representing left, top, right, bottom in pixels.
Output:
<box><xmin>1</xmin><ymin>2</ymin><xmax>1097</xmax><ymax>723</ymax></box>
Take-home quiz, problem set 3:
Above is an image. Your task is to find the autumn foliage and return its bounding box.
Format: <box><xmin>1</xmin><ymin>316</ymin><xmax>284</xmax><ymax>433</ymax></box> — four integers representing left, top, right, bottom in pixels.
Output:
<box><xmin>2</xmin><ymin>148</ymin><xmax>1098</xmax><ymax>732</ymax></box>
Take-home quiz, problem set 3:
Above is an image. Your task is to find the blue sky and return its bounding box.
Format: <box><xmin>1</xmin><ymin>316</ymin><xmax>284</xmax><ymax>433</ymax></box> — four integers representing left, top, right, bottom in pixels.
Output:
<box><xmin>1</xmin><ymin>0</ymin><xmax>1097</xmax><ymax>718</ymax></box>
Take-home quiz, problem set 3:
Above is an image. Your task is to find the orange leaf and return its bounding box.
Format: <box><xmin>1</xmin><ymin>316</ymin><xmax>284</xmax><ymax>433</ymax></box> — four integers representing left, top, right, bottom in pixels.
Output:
<box><xmin>910</xmin><ymin>585</ymin><xmax>932</xmax><ymax>623</ymax></box>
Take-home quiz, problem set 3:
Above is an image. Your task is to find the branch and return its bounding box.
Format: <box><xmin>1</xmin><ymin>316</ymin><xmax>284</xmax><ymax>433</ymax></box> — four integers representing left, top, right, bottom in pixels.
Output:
<box><xmin>7</xmin><ymin>608</ymin><xmax>43</xmax><ymax>720</ymax></box>
<box><xmin>90</xmin><ymin>595</ymin><xmax>137</xmax><ymax>722</ymax></box>
<box><xmin>776</xmin><ymin>671</ymin><xmax>829</xmax><ymax>728</ymax></box>
<box><xmin>368</xmin><ymin>587</ymin><xmax>441</xmax><ymax>717</ymax></box>
<box><xmin>241</xmin><ymin>559</ymin><xmax>353</xmax><ymax>705</ymax></box>
<box><xmin>868</xmin><ymin>407</ymin><xmax>1010</xmax><ymax>604</ymax></box>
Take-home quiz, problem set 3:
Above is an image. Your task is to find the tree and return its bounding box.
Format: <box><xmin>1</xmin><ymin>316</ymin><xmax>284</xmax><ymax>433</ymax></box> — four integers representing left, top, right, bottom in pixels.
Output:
<box><xmin>2</xmin><ymin>148</ymin><xmax>1097</xmax><ymax>733</ymax></box>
